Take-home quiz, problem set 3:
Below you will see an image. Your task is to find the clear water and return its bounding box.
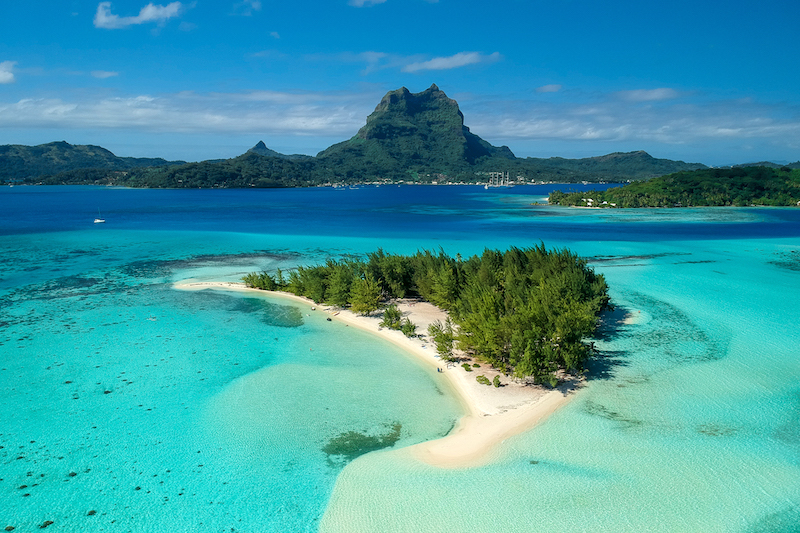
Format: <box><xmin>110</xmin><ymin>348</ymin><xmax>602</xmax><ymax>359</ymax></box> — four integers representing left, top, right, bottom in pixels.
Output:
<box><xmin>1</xmin><ymin>185</ymin><xmax>799</xmax><ymax>532</ymax></box>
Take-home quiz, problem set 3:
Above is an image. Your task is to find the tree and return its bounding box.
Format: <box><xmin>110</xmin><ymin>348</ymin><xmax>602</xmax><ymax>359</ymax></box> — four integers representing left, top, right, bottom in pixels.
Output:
<box><xmin>349</xmin><ymin>274</ymin><xmax>382</xmax><ymax>315</ymax></box>
<box><xmin>326</xmin><ymin>263</ymin><xmax>354</xmax><ymax>307</ymax></box>
<box><xmin>380</xmin><ymin>304</ymin><xmax>403</xmax><ymax>329</ymax></box>
<box><xmin>427</xmin><ymin>318</ymin><xmax>455</xmax><ymax>361</ymax></box>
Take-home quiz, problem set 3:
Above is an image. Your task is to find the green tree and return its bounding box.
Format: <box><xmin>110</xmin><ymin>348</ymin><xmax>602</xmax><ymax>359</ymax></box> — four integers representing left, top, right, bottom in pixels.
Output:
<box><xmin>349</xmin><ymin>274</ymin><xmax>382</xmax><ymax>315</ymax></box>
<box><xmin>380</xmin><ymin>304</ymin><xmax>403</xmax><ymax>330</ymax></box>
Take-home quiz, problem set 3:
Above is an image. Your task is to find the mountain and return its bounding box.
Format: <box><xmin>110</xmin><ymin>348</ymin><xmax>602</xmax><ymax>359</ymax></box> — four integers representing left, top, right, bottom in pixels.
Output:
<box><xmin>247</xmin><ymin>141</ymin><xmax>313</xmax><ymax>161</ymax></box>
<box><xmin>8</xmin><ymin>85</ymin><xmax>714</xmax><ymax>187</ymax></box>
<box><xmin>0</xmin><ymin>141</ymin><xmax>184</xmax><ymax>182</ymax></box>
<box><xmin>317</xmin><ymin>84</ymin><xmax>514</xmax><ymax>180</ymax></box>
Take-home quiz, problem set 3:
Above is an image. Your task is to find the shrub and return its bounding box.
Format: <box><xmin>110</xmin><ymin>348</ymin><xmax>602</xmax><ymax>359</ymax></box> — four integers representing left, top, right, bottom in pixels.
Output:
<box><xmin>472</xmin><ymin>363</ymin><xmax>480</xmax><ymax>368</ymax></box>
<box><xmin>461</xmin><ymin>363</ymin><xmax>473</xmax><ymax>372</ymax></box>
<box><xmin>476</xmin><ymin>375</ymin><xmax>491</xmax><ymax>386</ymax></box>
<box><xmin>400</xmin><ymin>318</ymin><xmax>417</xmax><ymax>337</ymax></box>
<box><xmin>493</xmin><ymin>375</ymin><xmax>501</xmax><ymax>388</ymax></box>
<box><xmin>380</xmin><ymin>304</ymin><xmax>403</xmax><ymax>330</ymax></box>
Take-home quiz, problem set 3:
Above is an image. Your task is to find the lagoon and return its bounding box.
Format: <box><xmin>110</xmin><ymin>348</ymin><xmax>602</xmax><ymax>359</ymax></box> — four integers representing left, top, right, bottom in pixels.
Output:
<box><xmin>1</xmin><ymin>185</ymin><xmax>799</xmax><ymax>532</ymax></box>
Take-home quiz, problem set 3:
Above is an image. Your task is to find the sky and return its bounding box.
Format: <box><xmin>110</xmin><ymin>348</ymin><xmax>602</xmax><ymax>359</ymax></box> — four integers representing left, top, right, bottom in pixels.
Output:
<box><xmin>1</xmin><ymin>0</ymin><xmax>799</xmax><ymax>165</ymax></box>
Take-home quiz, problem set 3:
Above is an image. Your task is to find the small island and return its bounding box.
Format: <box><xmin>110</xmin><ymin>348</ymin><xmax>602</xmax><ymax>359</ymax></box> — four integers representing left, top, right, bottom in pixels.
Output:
<box><xmin>549</xmin><ymin>166</ymin><xmax>800</xmax><ymax>208</ymax></box>
<box><xmin>175</xmin><ymin>245</ymin><xmax>612</xmax><ymax>466</ymax></box>
<box><xmin>242</xmin><ymin>246</ymin><xmax>610</xmax><ymax>384</ymax></box>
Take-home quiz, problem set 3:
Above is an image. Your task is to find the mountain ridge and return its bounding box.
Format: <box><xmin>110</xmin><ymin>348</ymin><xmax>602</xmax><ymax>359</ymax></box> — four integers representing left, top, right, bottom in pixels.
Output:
<box><xmin>4</xmin><ymin>85</ymin><xmax>719</xmax><ymax>186</ymax></box>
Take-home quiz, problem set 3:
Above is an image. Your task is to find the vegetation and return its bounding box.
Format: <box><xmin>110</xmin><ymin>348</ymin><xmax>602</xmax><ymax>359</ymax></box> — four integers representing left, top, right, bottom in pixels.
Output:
<box><xmin>244</xmin><ymin>245</ymin><xmax>610</xmax><ymax>382</ymax></box>
<box><xmin>427</xmin><ymin>319</ymin><xmax>456</xmax><ymax>361</ymax></box>
<box><xmin>379</xmin><ymin>304</ymin><xmax>403</xmax><ymax>330</ymax></box>
<box><xmin>493</xmin><ymin>375</ymin><xmax>501</xmax><ymax>388</ymax></box>
<box><xmin>0</xmin><ymin>141</ymin><xmax>183</xmax><ymax>182</ymax></box>
<box><xmin>549</xmin><ymin>166</ymin><xmax>800</xmax><ymax>208</ymax></box>
<box><xmin>476</xmin><ymin>375</ymin><xmax>492</xmax><ymax>386</ymax></box>
<box><xmin>399</xmin><ymin>318</ymin><xmax>417</xmax><ymax>338</ymax></box>
<box><xmin>322</xmin><ymin>422</ymin><xmax>402</xmax><ymax>462</ymax></box>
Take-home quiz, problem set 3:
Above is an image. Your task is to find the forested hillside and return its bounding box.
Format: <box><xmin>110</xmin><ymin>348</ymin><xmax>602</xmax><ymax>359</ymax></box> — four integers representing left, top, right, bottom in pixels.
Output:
<box><xmin>549</xmin><ymin>166</ymin><xmax>800</xmax><ymax>208</ymax></box>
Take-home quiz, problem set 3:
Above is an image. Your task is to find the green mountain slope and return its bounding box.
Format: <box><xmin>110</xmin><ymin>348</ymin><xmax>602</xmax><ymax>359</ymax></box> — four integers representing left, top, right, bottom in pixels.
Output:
<box><xmin>317</xmin><ymin>84</ymin><xmax>514</xmax><ymax>180</ymax></box>
<box><xmin>0</xmin><ymin>141</ymin><xmax>184</xmax><ymax>182</ymax></box>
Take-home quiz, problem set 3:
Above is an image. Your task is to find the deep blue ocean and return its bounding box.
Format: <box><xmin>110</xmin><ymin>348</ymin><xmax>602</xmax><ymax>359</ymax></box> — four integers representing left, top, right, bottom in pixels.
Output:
<box><xmin>1</xmin><ymin>185</ymin><xmax>799</xmax><ymax>532</ymax></box>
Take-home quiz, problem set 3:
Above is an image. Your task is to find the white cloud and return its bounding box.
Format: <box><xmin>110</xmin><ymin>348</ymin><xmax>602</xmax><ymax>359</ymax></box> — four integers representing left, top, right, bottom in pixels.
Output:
<box><xmin>0</xmin><ymin>61</ymin><xmax>16</xmax><ymax>84</ymax></box>
<box><xmin>94</xmin><ymin>2</ymin><xmax>185</xmax><ymax>29</ymax></box>
<box><xmin>617</xmin><ymin>88</ymin><xmax>680</xmax><ymax>102</ymax></box>
<box><xmin>91</xmin><ymin>70</ymin><xmax>119</xmax><ymax>79</ymax></box>
<box><xmin>232</xmin><ymin>0</ymin><xmax>261</xmax><ymax>16</ymax></box>
<box><xmin>536</xmin><ymin>84</ymin><xmax>562</xmax><ymax>93</ymax></box>
<box><xmin>402</xmin><ymin>52</ymin><xmax>501</xmax><ymax>73</ymax></box>
<box><xmin>348</xmin><ymin>0</ymin><xmax>387</xmax><ymax>6</ymax></box>
<box><xmin>270</xmin><ymin>31</ymin><xmax>280</xmax><ymax>39</ymax></box>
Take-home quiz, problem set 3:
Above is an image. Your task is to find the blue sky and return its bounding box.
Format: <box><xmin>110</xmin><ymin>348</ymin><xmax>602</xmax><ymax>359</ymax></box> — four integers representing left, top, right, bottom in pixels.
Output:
<box><xmin>1</xmin><ymin>0</ymin><xmax>798</xmax><ymax>165</ymax></box>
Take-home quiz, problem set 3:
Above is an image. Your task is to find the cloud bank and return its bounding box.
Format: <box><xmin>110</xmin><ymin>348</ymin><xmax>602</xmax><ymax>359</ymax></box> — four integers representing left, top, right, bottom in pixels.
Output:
<box><xmin>1</xmin><ymin>87</ymin><xmax>798</xmax><ymax>163</ymax></box>
<box><xmin>94</xmin><ymin>2</ymin><xmax>185</xmax><ymax>29</ymax></box>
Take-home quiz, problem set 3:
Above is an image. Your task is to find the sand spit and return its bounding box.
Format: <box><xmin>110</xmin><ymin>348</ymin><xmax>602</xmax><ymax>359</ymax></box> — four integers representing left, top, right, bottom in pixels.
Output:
<box><xmin>173</xmin><ymin>280</ymin><xmax>582</xmax><ymax>468</ymax></box>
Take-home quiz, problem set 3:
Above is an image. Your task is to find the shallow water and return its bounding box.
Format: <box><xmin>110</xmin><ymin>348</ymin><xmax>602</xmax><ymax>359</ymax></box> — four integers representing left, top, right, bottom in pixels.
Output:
<box><xmin>1</xmin><ymin>185</ymin><xmax>799</xmax><ymax>532</ymax></box>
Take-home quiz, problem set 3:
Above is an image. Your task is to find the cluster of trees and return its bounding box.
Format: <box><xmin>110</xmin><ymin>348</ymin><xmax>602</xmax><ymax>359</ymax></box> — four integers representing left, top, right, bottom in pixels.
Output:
<box><xmin>243</xmin><ymin>246</ymin><xmax>610</xmax><ymax>383</ymax></box>
<box><xmin>549</xmin><ymin>166</ymin><xmax>800</xmax><ymax>208</ymax></box>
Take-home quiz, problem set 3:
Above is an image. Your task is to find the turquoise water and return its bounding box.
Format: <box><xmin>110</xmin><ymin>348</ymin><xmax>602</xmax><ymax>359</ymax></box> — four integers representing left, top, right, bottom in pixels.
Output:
<box><xmin>1</xmin><ymin>186</ymin><xmax>799</xmax><ymax>532</ymax></box>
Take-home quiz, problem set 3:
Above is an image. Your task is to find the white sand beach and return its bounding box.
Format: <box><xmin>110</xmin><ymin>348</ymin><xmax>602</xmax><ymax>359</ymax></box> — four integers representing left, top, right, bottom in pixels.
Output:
<box><xmin>173</xmin><ymin>280</ymin><xmax>582</xmax><ymax>468</ymax></box>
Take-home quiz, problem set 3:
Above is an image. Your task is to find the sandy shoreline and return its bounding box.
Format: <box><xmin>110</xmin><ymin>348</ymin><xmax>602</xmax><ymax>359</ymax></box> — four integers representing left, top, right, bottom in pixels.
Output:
<box><xmin>173</xmin><ymin>280</ymin><xmax>582</xmax><ymax>468</ymax></box>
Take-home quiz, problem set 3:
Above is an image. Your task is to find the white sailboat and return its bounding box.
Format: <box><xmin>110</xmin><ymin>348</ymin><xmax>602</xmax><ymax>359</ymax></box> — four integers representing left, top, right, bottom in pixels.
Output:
<box><xmin>94</xmin><ymin>209</ymin><xmax>105</xmax><ymax>224</ymax></box>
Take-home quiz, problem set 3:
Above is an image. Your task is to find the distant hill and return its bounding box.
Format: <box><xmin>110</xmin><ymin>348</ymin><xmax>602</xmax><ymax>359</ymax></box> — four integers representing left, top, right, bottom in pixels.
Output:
<box><xmin>0</xmin><ymin>141</ymin><xmax>184</xmax><ymax>182</ymax></box>
<box><xmin>10</xmin><ymin>85</ymin><xmax>720</xmax><ymax>187</ymax></box>
<box><xmin>247</xmin><ymin>141</ymin><xmax>313</xmax><ymax>161</ymax></box>
<box><xmin>549</xmin><ymin>166</ymin><xmax>800</xmax><ymax>208</ymax></box>
<box><xmin>729</xmin><ymin>161</ymin><xmax>800</xmax><ymax>169</ymax></box>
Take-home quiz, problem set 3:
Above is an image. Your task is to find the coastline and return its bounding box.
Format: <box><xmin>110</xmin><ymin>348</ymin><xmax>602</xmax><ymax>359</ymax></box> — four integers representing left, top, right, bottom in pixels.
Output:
<box><xmin>173</xmin><ymin>280</ymin><xmax>582</xmax><ymax>469</ymax></box>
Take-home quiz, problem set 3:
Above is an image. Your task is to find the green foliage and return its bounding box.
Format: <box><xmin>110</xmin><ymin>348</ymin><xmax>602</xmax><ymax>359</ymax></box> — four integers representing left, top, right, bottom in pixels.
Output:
<box><xmin>399</xmin><ymin>317</ymin><xmax>417</xmax><ymax>337</ymax></box>
<box><xmin>493</xmin><ymin>375</ymin><xmax>501</xmax><ymax>388</ymax></box>
<box><xmin>349</xmin><ymin>274</ymin><xmax>382</xmax><ymax>315</ymax></box>
<box><xmin>472</xmin><ymin>363</ymin><xmax>480</xmax><ymax>368</ymax></box>
<box><xmin>461</xmin><ymin>363</ymin><xmax>473</xmax><ymax>372</ymax></box>
<box><xmin>242</xmin><ymin>271</ymin><xmax>277</xmax><ymax>290</ymax></box>
<box><xmin>380</xmin><ymin>304</ymin><xmax>403</xmax><ymax>330</ymax></box>
<box><xmin>549</xmin><ymin>166</ymin><xmax>800</xmax><ymax>208</ymax></box>
<box><xmin>243</xmin><ymin>243</ymin><xmax>610</xmax><ymax>378</ymax></box>
<box><xmin>476</xmin><ymin>375</ymin><xmax>491</xmax><ymax>386</ymax></box>
<box><xmin>427</xmin><ymin>318</ymin><xmax>456</xmax><ymax>361</ymax></box>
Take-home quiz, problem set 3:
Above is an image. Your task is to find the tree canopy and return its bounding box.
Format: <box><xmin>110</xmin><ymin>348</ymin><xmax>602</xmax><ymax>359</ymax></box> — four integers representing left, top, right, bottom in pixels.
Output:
<box><xmin>243</xmin><ymin>245</ymin><xmax>610</xmax><ymax>383</ymax></box>
<box><xmin>549</xmin><ymin>166</ymin><xmax>800</xmax><ymax>208</ymax></box>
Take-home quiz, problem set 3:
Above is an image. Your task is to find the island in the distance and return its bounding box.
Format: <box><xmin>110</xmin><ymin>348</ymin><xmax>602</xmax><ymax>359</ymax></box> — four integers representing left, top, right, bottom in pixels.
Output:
<box><xmin>549</xmin><ymin>166</ymin><xmax>800</xmax><ymax>208</ymax></box>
